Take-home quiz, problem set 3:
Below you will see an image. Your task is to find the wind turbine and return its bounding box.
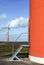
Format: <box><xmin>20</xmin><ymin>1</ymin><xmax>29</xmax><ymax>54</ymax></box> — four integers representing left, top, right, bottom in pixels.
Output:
<box><xmin>0</xmin><ymin>23</ymin><xmax>11</xmax><ymax>42</ymax></box>
<box><xmin>0</xmin><ymin>22</ymin><xmax>28</xmax><ymax>42</ymax></box>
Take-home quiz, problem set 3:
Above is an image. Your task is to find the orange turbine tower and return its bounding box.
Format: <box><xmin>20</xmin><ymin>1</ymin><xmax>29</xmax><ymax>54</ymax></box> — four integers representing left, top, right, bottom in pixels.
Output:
<box><xmin>29</xmin><ymin>0</ymin><xmax>44</xmax><ymax>64</ymax></box>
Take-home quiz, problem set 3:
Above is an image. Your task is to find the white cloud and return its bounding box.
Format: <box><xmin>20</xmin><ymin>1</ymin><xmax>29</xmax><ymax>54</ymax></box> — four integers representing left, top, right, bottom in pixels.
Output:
<box><xmin>0</xmin><ymin>14</ymin><xmax>7</xmax><ymax>19</ymax></box>
<box><xmin>9</xmin><ymin>17</ymin><xmax>28</xmax><ymax>28</ymax></box>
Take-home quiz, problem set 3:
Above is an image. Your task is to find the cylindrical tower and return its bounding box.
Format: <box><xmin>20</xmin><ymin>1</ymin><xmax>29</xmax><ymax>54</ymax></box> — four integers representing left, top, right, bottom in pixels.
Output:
<box><xmin>29</xmin><ymin>0</ymin><xmax>44</xmax><ymax>64</ymax></box>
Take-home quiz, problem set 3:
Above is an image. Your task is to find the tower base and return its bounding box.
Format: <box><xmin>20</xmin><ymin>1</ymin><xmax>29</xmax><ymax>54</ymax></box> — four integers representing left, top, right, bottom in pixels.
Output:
<box><xmin>29</xmin><ymin>55</ymin><xmax>44</xmax><ymax>64</ymax></box>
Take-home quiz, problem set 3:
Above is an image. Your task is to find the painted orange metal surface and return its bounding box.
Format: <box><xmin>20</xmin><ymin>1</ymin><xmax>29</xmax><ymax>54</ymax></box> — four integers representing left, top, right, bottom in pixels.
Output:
<box><xmin>30</xmin><ymin>0</ymin><xmax>44</xmax><ymax>58</ymax></box>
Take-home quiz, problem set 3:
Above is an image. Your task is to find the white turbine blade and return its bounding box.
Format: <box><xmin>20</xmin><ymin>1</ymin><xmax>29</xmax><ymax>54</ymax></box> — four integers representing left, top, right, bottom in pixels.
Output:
<box><xmin>9</xmin><ymin>26</ymin><xmax>20</xmax><ymax>29</ymax></box>
<box><xmin>0</xmin><ymin>26</ymin><xmax>8</xmax><ymax>31</ymax></box>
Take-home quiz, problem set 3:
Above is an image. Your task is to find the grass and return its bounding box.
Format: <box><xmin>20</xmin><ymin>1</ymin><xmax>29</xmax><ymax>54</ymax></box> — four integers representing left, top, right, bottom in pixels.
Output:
<box><xmin>0</xmin><ymin>42</ymin><xmax>29</xmax><ymax>56</ymax></box>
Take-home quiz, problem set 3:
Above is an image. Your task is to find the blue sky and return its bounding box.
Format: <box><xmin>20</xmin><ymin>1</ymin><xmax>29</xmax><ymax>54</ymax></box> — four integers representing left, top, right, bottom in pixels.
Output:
<box><xmin>0</xmin><ymin>0</ymin><xmax>29</xmax><ymax>42</ymax></box>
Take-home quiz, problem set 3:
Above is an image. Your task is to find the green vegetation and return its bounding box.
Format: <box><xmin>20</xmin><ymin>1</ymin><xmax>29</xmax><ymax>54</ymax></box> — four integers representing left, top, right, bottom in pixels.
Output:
<box><xmin>0</xmin><ymin>42</ymin><xmax>29</xmax><ymax>56</ymax></box>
